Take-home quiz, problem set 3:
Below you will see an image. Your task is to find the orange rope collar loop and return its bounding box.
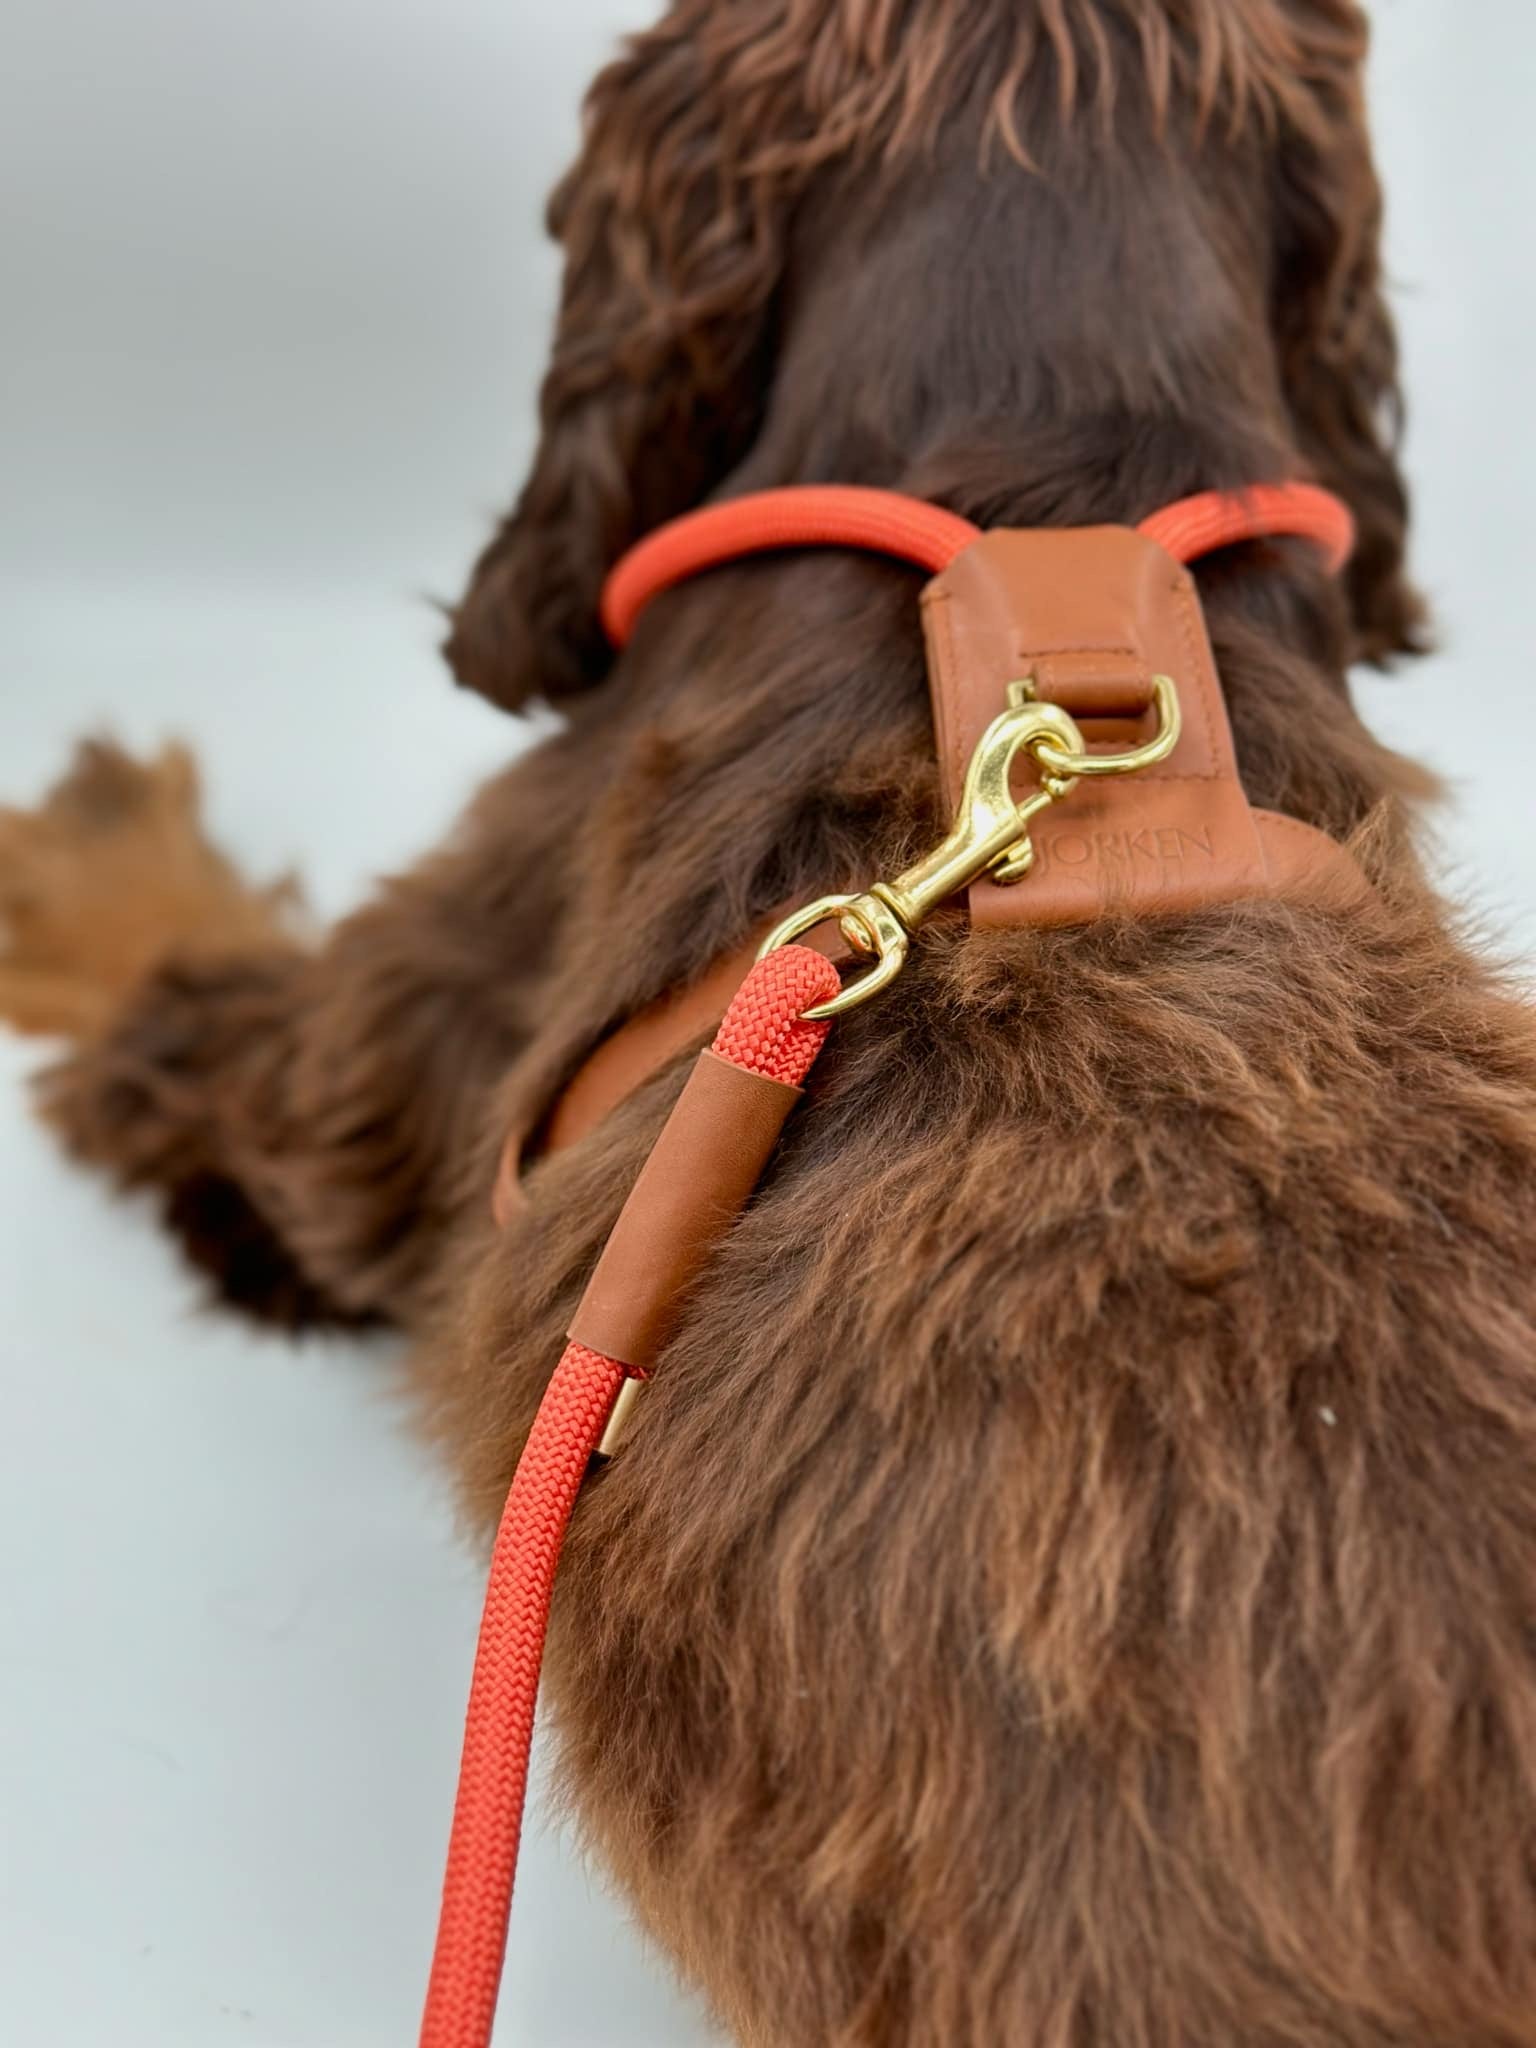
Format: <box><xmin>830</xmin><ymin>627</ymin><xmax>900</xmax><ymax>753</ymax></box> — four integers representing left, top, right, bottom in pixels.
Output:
<box><xmin>599</xmin><ymin>479</ymin><xmax>1355</xmax><ymax>647</ymax></box>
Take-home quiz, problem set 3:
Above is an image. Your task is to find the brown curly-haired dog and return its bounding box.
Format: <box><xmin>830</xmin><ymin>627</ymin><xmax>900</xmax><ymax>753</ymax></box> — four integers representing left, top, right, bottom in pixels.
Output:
<box><xmin>6</xmin><ymin>4</ymin><xmax>1536</xmax><ymax>2042</ymax></box>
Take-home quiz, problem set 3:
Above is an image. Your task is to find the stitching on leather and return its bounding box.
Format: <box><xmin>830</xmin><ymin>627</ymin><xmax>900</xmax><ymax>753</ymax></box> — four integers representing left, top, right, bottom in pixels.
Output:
<box><xmin>920</xmin><ymin>581</ymin><xmax>973</xmax><ymax>797</ymax></box>
<box><xmin>1252</xmin><ymin>808</ymin><xmax>1363</xmax><ymax>896</ymax></box>
<box><xmin>1167</xmin><ymin>567</ymin><xmax>1221</xmax><ymax>781</ymax></box>
<box><xmin>1014</xmin><ymin>640</ymin><xmax>1141</xmax><ymax>662</ymax></box>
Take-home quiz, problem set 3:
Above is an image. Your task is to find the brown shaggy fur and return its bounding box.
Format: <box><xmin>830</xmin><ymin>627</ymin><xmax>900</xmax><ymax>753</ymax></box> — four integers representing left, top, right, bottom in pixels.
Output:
<box><xmin>5</xmin><ymin>5</ymin><xmax>1536</xmax><ymax>2042</ymax></box>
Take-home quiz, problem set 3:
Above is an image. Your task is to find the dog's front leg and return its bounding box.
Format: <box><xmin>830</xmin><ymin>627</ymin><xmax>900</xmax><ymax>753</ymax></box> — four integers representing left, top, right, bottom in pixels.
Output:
<box><xmin>1</xmin><ymin>733</ymin><xmax>576</xmax><ymax>1331</ymax></box>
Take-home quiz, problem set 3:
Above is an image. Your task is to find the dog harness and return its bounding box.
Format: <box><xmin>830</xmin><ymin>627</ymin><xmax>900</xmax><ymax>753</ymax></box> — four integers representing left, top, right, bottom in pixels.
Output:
<box><xmin>419</xmin><ymin>480</ymin><xmax>1359</xmax><ymax>2048</ymax></box>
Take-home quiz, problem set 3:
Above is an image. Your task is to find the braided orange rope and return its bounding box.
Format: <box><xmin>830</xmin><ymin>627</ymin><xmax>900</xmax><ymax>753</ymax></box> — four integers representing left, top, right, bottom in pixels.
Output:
<box><xmin>599</xmin><ymin>480</ymin><xmax>1354</xmax><ymax>646</ymax></box>
<box><xmin>419</xmin><ymin>946</ymin><xmax>838</xmax><ymax>2048</ymax></box>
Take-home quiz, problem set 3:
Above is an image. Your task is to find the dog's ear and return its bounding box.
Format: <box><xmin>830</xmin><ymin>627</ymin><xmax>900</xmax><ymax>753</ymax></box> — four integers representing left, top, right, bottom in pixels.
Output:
<box><xmin>1270</xmin><ymin>13</ymin><xmax>1428</xmax><ymax>663</ymax></box>
<box><xmin>443</xmin><ymin>14</ymin><xmax>789</xmax><ymax>713</ymax></box>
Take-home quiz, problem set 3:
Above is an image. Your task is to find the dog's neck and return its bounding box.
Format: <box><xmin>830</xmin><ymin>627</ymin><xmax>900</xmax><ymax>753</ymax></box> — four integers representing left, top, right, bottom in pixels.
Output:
<box><xmin>731</xmin><ymin>125</ymin><xmax>1292</xmax><ymax>526</ymax></box>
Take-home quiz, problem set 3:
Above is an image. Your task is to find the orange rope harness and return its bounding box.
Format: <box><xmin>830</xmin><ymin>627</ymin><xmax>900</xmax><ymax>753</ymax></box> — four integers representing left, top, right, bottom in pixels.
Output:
<box><xmin>419</xmin><ymin>479</ymin><xmax>1354</xmax><ymax>2048</ymax></box>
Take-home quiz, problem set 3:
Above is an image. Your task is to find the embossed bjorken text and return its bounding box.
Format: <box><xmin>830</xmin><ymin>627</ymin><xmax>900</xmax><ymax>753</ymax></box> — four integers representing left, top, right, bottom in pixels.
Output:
<box><xmin>1034</xmin><ymin>824</ymin><xmax>1215</xmax><ymax>873</ymax></box>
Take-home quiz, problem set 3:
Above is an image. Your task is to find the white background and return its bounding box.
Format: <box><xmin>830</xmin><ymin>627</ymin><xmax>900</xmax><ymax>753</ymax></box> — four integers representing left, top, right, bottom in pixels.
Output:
<box><xmin>1</xmin><ymin>4</ymin><xmax>1532</xmax><ymax>2043</ymax></box>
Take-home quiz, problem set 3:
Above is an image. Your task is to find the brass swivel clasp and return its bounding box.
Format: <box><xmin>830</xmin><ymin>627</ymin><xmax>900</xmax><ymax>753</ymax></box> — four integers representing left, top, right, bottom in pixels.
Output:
<box><xmin>760</xmin><ymin>674</ymin><xmax>1181</xmax><ymax>1019</ymax></box>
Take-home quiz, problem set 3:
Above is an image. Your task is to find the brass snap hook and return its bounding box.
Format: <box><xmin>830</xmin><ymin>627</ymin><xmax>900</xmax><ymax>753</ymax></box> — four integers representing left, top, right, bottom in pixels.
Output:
<box><xmin>760</xmin><ymin>675</ymin><xmax>1181</xmax><ymax>1020</ymax></box>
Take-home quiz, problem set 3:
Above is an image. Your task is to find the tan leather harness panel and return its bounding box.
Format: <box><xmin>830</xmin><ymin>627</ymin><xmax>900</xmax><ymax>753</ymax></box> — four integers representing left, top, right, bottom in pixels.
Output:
<box><xmin>921</xmin><ymin>525</ymin><xmax>1360</xmax><ymax>926</ymax></box>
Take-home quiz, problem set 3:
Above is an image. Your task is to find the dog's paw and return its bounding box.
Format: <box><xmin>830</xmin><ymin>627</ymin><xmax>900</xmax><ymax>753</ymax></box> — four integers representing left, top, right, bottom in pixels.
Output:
<box><xmin>0</xmin><ymin>738</ymin><xmax>301</xmax><ymax>1039</ymax></box>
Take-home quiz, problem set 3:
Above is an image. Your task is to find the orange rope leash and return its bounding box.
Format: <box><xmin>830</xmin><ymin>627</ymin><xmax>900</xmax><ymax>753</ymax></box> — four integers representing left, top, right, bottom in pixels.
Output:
<box><xmin>599</xmin><ymin>479</ymin><xmax>1354</xmax><ymax>646</ymax></box>
<box><xmin>419</xmin><ymin>946</ymin><xmax>838</xmax><ymax>2048</ymax></box>
<box><xmin>417</xmin><ymin>1340</ymin><xmax>623</xmax><ymax>2048</ymax></box>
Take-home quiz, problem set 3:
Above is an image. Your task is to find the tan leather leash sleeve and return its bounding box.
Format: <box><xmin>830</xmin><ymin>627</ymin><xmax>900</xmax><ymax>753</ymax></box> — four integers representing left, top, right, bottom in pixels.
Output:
<box><xmin>567</xmin><ymin>1050</ymin><xmax>802</xmax><ymax>1370</ymax></box>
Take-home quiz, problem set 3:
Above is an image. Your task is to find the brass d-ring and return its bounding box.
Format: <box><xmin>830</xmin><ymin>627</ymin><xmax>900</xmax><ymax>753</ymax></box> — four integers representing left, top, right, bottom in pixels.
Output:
<box><xmin>1030</xmin><ymin>673</ymin><xmax>1182</xmax><ymax>779</ymax></box>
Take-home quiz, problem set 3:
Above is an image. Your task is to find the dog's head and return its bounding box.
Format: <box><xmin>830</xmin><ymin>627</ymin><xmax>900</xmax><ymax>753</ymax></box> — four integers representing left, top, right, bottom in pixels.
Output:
<box><xmin>444</xmin><ymin>0</ymin><xmax>1421</xmax><ymax>715</ymax></box>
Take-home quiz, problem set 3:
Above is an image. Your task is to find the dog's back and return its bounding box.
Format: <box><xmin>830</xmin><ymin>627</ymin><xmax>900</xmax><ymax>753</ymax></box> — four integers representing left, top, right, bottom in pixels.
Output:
<box><xmin>9</xmin><ymin>5</ymin><xmax>1536</xmax><ymax>2042</ymax></box>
